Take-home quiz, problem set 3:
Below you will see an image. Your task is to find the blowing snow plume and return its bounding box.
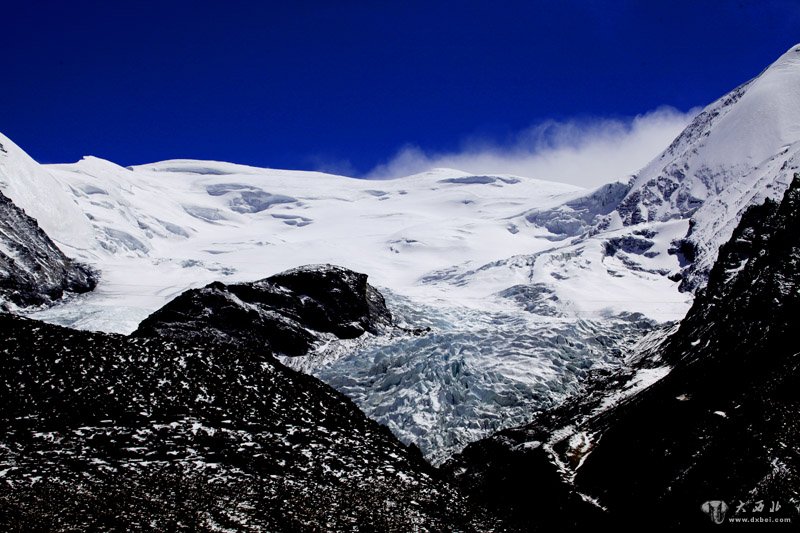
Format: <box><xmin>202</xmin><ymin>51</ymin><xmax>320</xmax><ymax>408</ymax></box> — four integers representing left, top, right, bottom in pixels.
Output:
<box><xmin>367</xmin><ymin>106</ymin><xmax>697</xmax><ymax>187</ymax></box>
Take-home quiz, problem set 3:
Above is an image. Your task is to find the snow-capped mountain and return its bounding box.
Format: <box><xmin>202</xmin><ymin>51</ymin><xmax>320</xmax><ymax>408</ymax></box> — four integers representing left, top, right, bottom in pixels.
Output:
<box><xmin>2</xmin><ymin>44</ymin><xmax>799</xmax><ymax>465</ymax></box>
<box><xmin>0</xmin><ymin>142</ymin><xmax>679</xmax><ymax>461</ymax></box>
<box><xmin>617</xmin><ymin>44</ymin><xmax>800</xmax><ymax>289</ymax></box>
<box><xmin>29</xmin><ymin>158</ymin><xmax>593</xmax><ymax>332</ymax></box>
<box><xmin>23</xmin><ymin>151</ymin><xmax>686</xmax><ymax>461</ymax></box>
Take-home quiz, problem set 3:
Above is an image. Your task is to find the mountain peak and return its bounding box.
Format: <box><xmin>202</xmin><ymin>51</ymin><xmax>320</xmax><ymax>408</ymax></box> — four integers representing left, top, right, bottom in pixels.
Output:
<box><xmin>773</xmin><ymin>42</ymin><xmax>800</xmax><ymax>65</ymax></box>
<box><xmin>615</xmin><ymin>45</ymin><xmax>800</xmax><ymax>290</ymax></box>
<box><xmin>0</xmin><ymin>132</ymin><xmax>95</xmax><ymax>251</ymax></box>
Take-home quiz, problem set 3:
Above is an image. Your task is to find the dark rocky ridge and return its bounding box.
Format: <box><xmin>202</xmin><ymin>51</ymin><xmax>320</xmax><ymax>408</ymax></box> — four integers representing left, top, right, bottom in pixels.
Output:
<box><xmin>445</xmin><ymin>174</ymin><xmax>800</xmax><ymax>529</ymax></box>
<box><xmin>134</xmin><ymin>264</ymin><xmax>393</xmax><ymax>356</ymax></box>
<box><xmin>0</xmin><ymin>190</ymin><xmax>96</xmax><ymax>307</ymax></box>
<box><xmin>0</xmin><ymin>263</ymin><xmax>500</xmax><ymax>529</ymax></box>
<box><xmin>0</xmin><ymin>313</ymin><xmax>496</xmax><ymax>531</ymax></box>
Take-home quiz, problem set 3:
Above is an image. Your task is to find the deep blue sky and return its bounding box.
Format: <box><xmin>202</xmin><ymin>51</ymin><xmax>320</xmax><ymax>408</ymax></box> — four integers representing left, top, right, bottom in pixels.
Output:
<box><xmin>2</xmin><ymin>1</ymin><xmax>798</xmax><ymax>174</ymax></box>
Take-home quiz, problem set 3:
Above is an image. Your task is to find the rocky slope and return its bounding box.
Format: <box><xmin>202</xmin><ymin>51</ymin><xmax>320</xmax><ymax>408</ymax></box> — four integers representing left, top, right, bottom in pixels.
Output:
<box><xmin>0</xmin><ymin>308</ymin><xmax>493</xmax><ymax>530</ymax></box>
<box><xmin>0</xmin><ymin>187</ymin><xmax>96</xmax><ymax>307</ymax></box>
<box><xmin>445</xmin><ymin>174</ymin><xmax>800</xmax><ymax>529</ymax></box>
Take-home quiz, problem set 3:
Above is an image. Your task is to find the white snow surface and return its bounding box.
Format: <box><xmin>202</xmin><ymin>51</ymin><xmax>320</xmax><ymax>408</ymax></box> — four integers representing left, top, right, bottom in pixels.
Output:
<box><xmin>0</xmin><ymin>132</ymin><xmax>95</xmax><ymax>250</ymax></box>
<box><xmin>8</xmin><ymin>155</ymin><xmax>691</xmax><ymax>333</ymax></box>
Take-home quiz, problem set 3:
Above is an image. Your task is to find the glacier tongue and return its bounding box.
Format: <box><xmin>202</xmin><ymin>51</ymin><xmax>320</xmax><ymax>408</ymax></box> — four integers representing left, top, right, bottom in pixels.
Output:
<box><xmin>282</xmin><ymin>291</ymin><xmax>658</xmax><ymax>465</ymax></box>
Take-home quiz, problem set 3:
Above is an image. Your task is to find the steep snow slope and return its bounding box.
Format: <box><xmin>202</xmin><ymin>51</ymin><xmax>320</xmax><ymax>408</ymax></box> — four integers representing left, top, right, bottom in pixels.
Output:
<box><xmin>0</xmin><ymin>133</ymin><xmax>95</xmax><ymax>250</ymax></box>
<box><xmin>617</xmin><ymin>44</ymin><xmax>800</xmax><ymax>289</ymax></box>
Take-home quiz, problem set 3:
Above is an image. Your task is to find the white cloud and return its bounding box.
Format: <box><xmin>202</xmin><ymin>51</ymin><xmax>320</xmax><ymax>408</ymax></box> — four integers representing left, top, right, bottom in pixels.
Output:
<box><xmin>366</xmin><ymin>106</ymin><xmax>698</xmax><ymax>188</ymax></box>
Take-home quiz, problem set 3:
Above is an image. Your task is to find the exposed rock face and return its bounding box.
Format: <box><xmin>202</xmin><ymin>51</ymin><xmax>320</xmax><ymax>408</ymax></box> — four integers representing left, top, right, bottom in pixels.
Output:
<box><xmin>576</xmin><ymin>173</ymin><xmax>800</xmax><ymax>526</ymax></box>
<box><xmin>0</xmin><ymin>313</ymin><xmax>495</xmax><ymax>531</ymax></box>
<box><xmin>446</xmin><ymin>175</ymin><xmax>800</xmax><ymax>529</ymax></box>
<box><xmin>134</xmin><ymin>264</ymin><xmax>393</xmax><ymax>356</ymax></box>
<box><xmin>0</xmin><ymin>189</ymin><xmax>96</xmax><ymax>307</ymax></box>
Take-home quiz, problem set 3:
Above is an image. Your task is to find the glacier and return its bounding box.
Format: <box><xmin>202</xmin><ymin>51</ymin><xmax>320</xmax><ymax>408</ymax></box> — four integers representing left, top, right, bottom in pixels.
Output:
<box><xmin>3</xmin><ymin>43</ymin><xmax>800</xmax><ymax>463</ymax></box>
<box><xmin>0</xmin><ymin>138</ymin><xmax>690</xmax><ymax>462</ymax></box>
